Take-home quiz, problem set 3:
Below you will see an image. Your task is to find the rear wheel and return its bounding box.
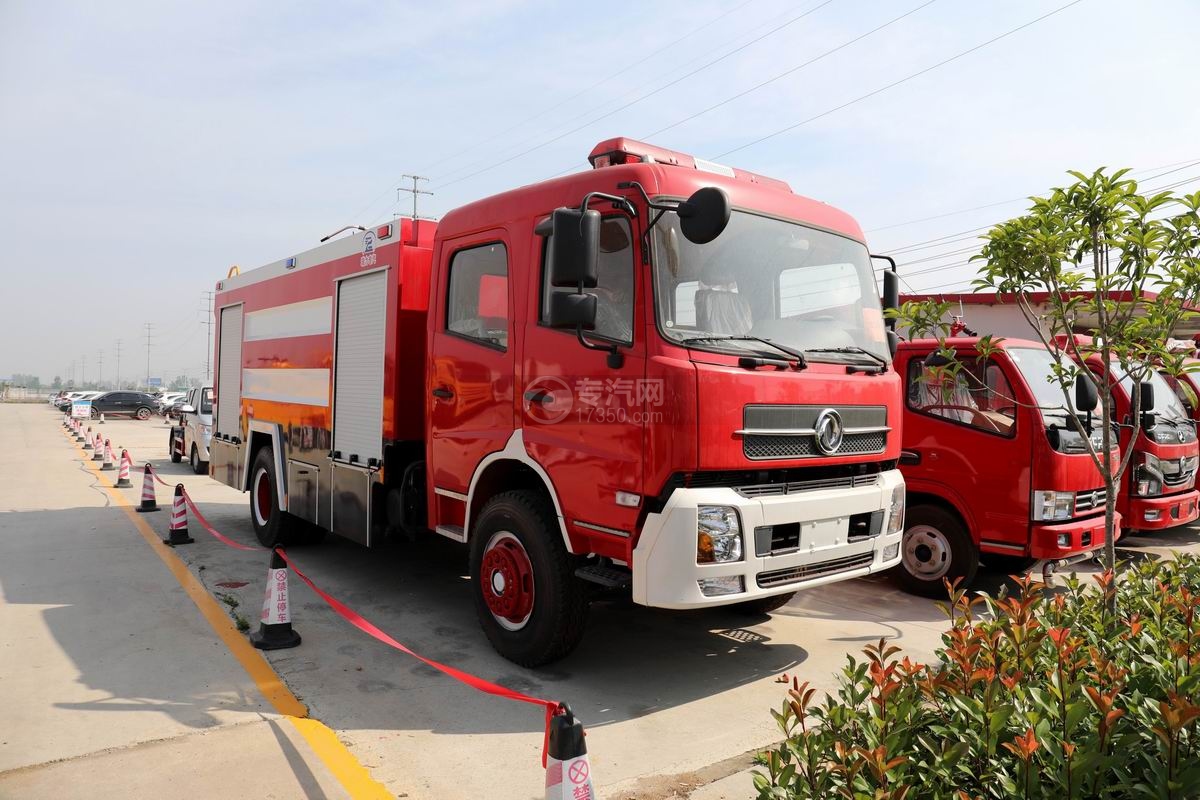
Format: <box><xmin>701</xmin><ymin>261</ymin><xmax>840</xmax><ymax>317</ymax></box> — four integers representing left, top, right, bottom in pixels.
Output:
<box><xmin>469</xmin><ymin>490</ymin><xmax>588</xmax><ymax>667</ymax></box>
<box><xmin>190</xmin><ymin>444</ymin><xmax>207</xmax><ymax>475</ymax></box>
<box><xmin>249</xmin><ymin>446</ymin><xmax>298</xmax><ymax>547</ymax></box>
<box><xmin>894</xmin><ymin>505</ymin><xmax>978</xmax><ymax>598</ymax></box>
<box><xmin>730</xmin><ymin>592</ymin><xmax>797</xmax><ymax>616</ymax></box>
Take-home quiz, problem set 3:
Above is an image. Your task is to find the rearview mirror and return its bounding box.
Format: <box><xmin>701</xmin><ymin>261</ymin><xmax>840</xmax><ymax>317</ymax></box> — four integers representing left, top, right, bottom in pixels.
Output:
<box><xmin>677</xmin><ymin>187</ymin><xmax>731</xmax><ymax>244</ymax></box>
<box><xmin>882</xmin><ymin>271</ymin><xmax>899</xmax><ymax>321</ymax></box>
<box><xmin>179</xmin><ymin>404</ymin><xmax>196</xmax><ymax>414</ymax></box>
<box><xmin>1074</xmin><ymin>373</ymin><xmax>1098</xmax><ymax>413</ymax></box>
<box><xmin>1140</xmin><ymin>381</ymin><xmax>1156</xmax><ymax>431</ymax></box>
<box><xmin>547</xmin><ymin>291</ymin><xmax>597</xmax><ymax>330</ymax></box>
<box><xmin>549</xmin><ymin>208</ymin><xmax>599</xmax><ymax>288</ymax></box>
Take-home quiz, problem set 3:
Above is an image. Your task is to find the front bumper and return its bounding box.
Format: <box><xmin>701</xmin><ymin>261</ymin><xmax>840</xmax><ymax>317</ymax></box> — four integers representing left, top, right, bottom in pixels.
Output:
<box><xmin>1029</xmin><ymin>512</ymin><xmax>1123</xmax><ymax>559</ymax></box>
<box><xmin>631</xmin><ymin>469</ymin><xmax>905</xmax><ymax>609</ymax></box>
<box><xmin>1125</xmin><ymin>490</ymin><xmax>1199</xmax><ymax>531</ymax></box>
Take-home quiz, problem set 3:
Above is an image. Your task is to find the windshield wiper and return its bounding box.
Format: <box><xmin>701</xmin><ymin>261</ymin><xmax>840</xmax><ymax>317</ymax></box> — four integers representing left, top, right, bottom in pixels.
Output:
<box><xmin>803</xmin><ymin>346</ymin><xmax>888</xmax><ymax>369</ymax></box>
<box><xmin>681</xmin><ymin>335</ymin><xmax>807</xmax><ymax>369</ymax></box>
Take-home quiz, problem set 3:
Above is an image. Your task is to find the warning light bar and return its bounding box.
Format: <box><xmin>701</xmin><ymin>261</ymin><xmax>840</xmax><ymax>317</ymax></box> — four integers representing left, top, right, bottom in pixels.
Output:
<box><xmin>586</xmin><ymin>137</ymin><xmax>791</xmax><ymax>193</ymax></box>
<box><xmin>376</xmin><ymin>224</ymin><xmax>393</xmax><ymax>240</ymax></box>
<box><xmin>285</xmin><ymin>257</ymin><xmax>298</xmax><ymax>269</ymax></box>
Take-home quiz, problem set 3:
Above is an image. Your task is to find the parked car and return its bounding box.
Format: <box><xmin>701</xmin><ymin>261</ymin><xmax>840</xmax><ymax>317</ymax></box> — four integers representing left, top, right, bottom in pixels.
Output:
<box><xmin>155</xmin><ymin>392</ymin><xmax>186</xmax><ymax>415</ymax></box>
<box><xmin>168</xmin><ymin>386</ymin><xmax>213</xmax><ymax>473</ymax></box>
<box><xmin>88</xmin><ymin>391</ymin><xmax>158</xmax><ymax>420</ymax></box>
<box><xmin>55</xmin><ymin>390</ymin><xmax>101</xmax><ymax>410</ymax></box>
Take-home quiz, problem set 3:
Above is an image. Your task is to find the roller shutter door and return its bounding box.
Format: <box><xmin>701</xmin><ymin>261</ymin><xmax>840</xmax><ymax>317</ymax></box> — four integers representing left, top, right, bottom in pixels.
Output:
<box><xmin>333</xmin><ymin>271</ymin><xmax>387</xmax><ymax>463</ymax></box>
<box><xmin>216</xmin><ymin>306</ymin><xmax>243</xmax><ymax>436</ymax></box>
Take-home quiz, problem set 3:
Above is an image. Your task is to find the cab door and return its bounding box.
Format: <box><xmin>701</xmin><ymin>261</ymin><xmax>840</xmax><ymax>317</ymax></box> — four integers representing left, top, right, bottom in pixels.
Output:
<box><xmin>518</xmin><ymin>213</ymin><xmax>646</xmax><ymax>552</ymax></box>
<box><xmin>901</xmin><ymin>349</ymin><xmax>1033</xmax><ymax>551</ymax></box>
<box><xmin>428</xmin><ymin>234</ymin><xmax>515</xmax><ymax>540</ymax></box>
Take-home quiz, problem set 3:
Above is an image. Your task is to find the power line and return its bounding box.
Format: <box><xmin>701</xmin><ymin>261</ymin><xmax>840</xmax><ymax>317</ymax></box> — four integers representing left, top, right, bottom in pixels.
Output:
<box><xmin>710</xmin><ymin>0</ymin><xmax>1087</xmax><ymax>160</ymax></box>
<box><xmin>642</xmin><ymin>0</ymin><xmax>938</xmax><ymax>141</ymax></box>
<box><xmin>434</xmin><ymin>0</ymin><xmax>837</xmax><ymax>192</ymax></box>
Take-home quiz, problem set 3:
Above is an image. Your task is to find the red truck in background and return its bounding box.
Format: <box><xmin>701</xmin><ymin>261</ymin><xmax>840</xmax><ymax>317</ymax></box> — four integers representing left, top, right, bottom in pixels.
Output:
<box><xmin>1160</xmin><ymin>359</ymin><xmax>1200</xmax><ymax>421</ymax></box>
<box><xmin>209</xmin><ymin>138</ymin><xmax>907</xmax><ymax>666</ymax></box>
<box><xmin>1061</xmin><ymin>342</ymin><xmax>1200</xmax><ymax>532</ymax></box>
<box><xmin>892</xmin><ymin>338</ymin><xmax>1117</xmax><ymax>595</ymax></box>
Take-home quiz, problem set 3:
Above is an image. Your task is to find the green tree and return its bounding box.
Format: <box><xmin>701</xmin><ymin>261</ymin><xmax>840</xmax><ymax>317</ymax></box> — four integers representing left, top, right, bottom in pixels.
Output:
<box><xmin>902</xmin><ymin>169</ymin><xmax>1200</xmax><ymax>581</ymax></box>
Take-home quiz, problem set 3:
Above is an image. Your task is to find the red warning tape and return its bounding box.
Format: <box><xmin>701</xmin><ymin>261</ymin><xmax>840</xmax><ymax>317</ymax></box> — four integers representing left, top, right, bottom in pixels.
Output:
<box><xmin>147</xmin><ymin>463</ymin><xmax>175</xmax><ymax>488</ymax></box>
<box><xmin>166</xmin><ymin>476</ymin><xmax>565</xmax><ymax>764</ymax></box>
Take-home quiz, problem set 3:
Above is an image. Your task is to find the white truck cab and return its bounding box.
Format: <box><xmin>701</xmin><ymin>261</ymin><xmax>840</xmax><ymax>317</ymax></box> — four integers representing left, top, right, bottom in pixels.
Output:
<box><xmin>169</xmin><ymin>386</ymin><xmax>214</xmax><ymax>474</ymax></box>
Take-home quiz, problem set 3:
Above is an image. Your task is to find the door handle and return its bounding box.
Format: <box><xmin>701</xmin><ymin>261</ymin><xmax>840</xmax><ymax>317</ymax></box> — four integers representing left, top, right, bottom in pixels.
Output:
<box><xmin>523</xmin><ymin>389</ymin><xmax>553</xmax><ymax>406</ymax></box>
<box><xmin>431</xmin><ymin>387</ymin><xmax>454</xmax><ymax>399</ymax></box>
<box><xmin>899</xmin><ymin>449</ymin><xmax>921</xmax><ymax>466</ymax></box>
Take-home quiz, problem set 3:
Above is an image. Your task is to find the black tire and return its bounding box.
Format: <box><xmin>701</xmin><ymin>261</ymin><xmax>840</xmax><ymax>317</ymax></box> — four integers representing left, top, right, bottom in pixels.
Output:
<box><xmin>894</xmin><ymin>505</ymin><xmax>978</xmax><ymax>598</ymax></box>
<box><xmin>135</xmin><ymin>406</ymin><xmax>152</xmax><ymax>420</ymax></box>
<box><xmin>469</xmin><ymin>490</ymin><xmax>588</xmax><ymax>667</ymax></box>
<box><xmin>89</xmin><ymin>407</ymin><xmax>99</xmax><ymax>420</ymax></box>
<box><xmin>190</xmin><ymin>444</ymin><xmax>207</xmax><ymax>475</ymax></box>
<box><xmin>169</xmin><ymin>431</ymin><xmax>182</xmax><ymax>463</ymax></box>
<box><xmin>729</xmin><ymin>591</ymin><xmax>797</xmax><ymax>616</ymax></box>
<box><xmin>248</xmin><ymin>446</ymin><xmax>298</xmax><ymax>547</ymax></box>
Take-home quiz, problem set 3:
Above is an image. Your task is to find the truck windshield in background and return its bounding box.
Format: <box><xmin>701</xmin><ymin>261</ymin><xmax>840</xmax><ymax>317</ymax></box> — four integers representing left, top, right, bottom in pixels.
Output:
<box><xmin>1117</xmin><ymin>364</ymin><xmax>1191</xmax><ymax>423</ymax></box>
<box><xmin>652</xmin><ymin>210</ymin><xmax>889</xmax><ymax>364</ymax></box>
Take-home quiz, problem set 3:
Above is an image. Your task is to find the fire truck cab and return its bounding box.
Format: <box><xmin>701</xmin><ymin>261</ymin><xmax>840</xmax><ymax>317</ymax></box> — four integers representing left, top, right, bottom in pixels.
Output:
<box><xmin>893</xmin><ymin>338</ymin><xmax>1116</xmax><ymax>595</ymax></box>
<box><xmin>210</xmin><ymin>138</ymin><xmax>906</xmax><ymax>665</ymax></box>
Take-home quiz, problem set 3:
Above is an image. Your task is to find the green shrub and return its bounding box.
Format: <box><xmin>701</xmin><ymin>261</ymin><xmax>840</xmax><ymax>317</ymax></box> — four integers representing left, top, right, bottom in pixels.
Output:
<box><xmin>754</xmin><ymin>555</ymin><xmax>1200</xmax><ymax>799</ymax></box>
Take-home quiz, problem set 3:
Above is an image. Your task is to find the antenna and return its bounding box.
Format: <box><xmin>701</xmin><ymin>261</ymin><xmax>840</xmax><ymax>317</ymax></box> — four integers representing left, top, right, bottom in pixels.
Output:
<box><xmin>399</xmin><ymin>175</ymin><xmax>433</xmax><ymax>220</ymax></box>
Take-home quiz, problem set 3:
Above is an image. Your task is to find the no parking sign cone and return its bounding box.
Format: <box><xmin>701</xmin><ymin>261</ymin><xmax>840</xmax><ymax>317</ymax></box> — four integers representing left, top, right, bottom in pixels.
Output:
<box><xmin>91</xmin><ymin>433</ymin><xmax>104</xmax><ymax>461</ymax></box>
<box><xmin>545</xmin><ymin>706</ymin><xmax>595</xmax><ymax>800</ymax></box>
<box><xmin>100</xmin><ymin>439</ymin><xmax>115</xmax><ymax>471</ymax></box>
<box><xmin>83</xmin><ymin>427</ymin><xmax>94</xmax><ymax>450</ymax></box>
<box><xmin>164</xmin><ymin>484</ymin><xmax>195</xmax><ymax>546</ymax></box>
<box><xmin>74</xmin><ymin>420</ymin><xmax>85</xmax><ymax>442</ymax></box>
<box><xmin>250</xmin><ymin>550</ymin><xmax>302</xmax><ymax>650</ymax></box>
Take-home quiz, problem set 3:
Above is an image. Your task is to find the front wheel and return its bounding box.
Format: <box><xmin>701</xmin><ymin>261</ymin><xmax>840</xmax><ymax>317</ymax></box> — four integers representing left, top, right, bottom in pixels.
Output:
<box><xmin>135</xmin><ymin>406</ymin><xmax>151</xmax><ymax>420</ymax></box>
<box><xmin>469</xmin><ymin>490</ymin><xmax>588</xmax><ymax>667</ymax></box>
<box><xmin>169</xmin><ymin>431</ymin><xmax>182</xmax><ymax>463</ymax></box>
<box><xmin>249</xmin><ymin>446</ymin><xmax>298</xmax><ymax>547</ymax></box>
<box><xmin>894</xmin><ymin>505</ymin><xmax>978</xmax><ymax>598</ymax></box>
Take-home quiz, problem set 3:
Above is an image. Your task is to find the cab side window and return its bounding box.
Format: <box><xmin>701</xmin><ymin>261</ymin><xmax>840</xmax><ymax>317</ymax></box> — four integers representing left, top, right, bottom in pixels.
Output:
<box><xmin>447</xmin><ymin>242</ymin><xmax>509</xmax><ymax>350</ymax></box>
<box><xmin>540</xmin><ymin>216</ymin><xmax>634</xmax><ymax>344</ymax></box>
<box><xmin>907</xmin><ymin>357</ymin><xmax>1016</xmax><ymax>437</ymax></box>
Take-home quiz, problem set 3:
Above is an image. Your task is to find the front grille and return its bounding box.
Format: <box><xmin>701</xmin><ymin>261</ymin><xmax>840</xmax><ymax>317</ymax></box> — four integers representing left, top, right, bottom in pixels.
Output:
<box><xmin>1073</xmin><ymin>488</ymin><xmax>1107</xmax><ymax>514</ymax></box>
<box><xmin>1163</xmin><ymin>456</ymin><xmax>1198</xmax><ymax>487</ymax></box>
<box><xmin>737</xmin><ymin>473</ymin><xmax>880</xmax><ymax>498</ymax></box>
<box><xmin>756</xmin><ymin>552</ymin><xmax>875</xmax><ymax>588</ymax></box>
<box><xmin>744</xmin><ymin>431</ymin><xmax>886</xmax><ymax>460</ymax></box>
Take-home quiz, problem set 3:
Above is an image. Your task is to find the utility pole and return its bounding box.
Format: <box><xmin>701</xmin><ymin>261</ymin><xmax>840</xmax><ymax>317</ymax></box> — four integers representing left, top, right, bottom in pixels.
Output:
<box><xmin>201</xmin><ymin>291</ymin><xmax>214</xmax><ymax>381</ymax></box>
<box><xmin>97</xmin><ymin>349</ymin><xmax>104</xmax><ymax>390</ymax></box>
<box><xmin>115</xmin><ymin>339</ymin><xmax>122</xmax><ymax>390</ymax></box>
<box><xmin>399</xmin><ymin>175</ymin><xmax>432</xmax><ymax>220</ymax></box>
<box><xmin>144</xmin><ymin>323</ymin><xmax>154</xmax><ymax>389</ymax></box>
<box><xmin>80</xmin><ymin>355</ymin><xmax>87</xmax><ymax>387</ymax></box>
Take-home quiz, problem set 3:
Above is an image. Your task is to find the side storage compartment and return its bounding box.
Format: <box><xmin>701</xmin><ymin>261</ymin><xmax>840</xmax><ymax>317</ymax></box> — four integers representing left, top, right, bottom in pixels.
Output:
<box><xmin>287</xmin><ymin>460</ymin><xmax>321</xmax><ymax>525</ymax></box>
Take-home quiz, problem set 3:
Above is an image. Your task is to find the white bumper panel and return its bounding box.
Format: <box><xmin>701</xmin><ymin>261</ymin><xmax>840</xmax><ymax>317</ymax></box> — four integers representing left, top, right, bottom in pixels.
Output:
<box><xmin>632</xmin><ymin>470</ymin><xmax>904</xmax><ymax>609</ymax></box>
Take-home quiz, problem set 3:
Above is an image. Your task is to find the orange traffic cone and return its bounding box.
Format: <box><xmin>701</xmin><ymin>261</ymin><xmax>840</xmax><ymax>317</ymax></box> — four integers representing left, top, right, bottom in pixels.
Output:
<box><xmin>91</xmin><ymin>432</ymin><xmax>104</xmax><ymax>461</ymax></box>
<box><xmin>100</xmin><ymin>439</ymin><xmax>116</xmax><ymax>471</ymax></box>
<box><xmin>164</xmin><ymin>484</ymin><xmax>194</xmax><ymax>546</ymax></box>
<box><xmin>250</xmin><ymin>550</ymin><xmax>302</xmax><ymax>650</ymax></box>
<box><xmin>83</xmin><ymin>426</ymin><xmax>94</xmax><ymax>450</ymax></box>
<box><xmin>115</xmin><ymin>449</ymin><xmax>133</xmax><ymax>488</ymax></box>
<box><xmin>544</xmin><ymin>706</ymin><xmax>595</xmax><ymax>800</ymax></box>
<box><xmin>136</xmin><ymin>464</ymin><xmax>159</xmax><ymax>512</ymax></box>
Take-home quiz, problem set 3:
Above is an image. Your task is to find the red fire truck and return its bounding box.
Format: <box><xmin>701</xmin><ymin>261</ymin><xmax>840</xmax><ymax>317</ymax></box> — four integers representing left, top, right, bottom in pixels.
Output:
<box><xmin>1160</xmin><ymin>359</ymin><xmax>1200</xmax><ymax>422</ymax></box>
<box><xmin>209</xmin><ymin>138</ymin><xmax>906</xmax><ymax>665</ymax></box>
<box><xmin>892</xmin><ymin>337</ymin><xmax>1117</xmax><ymax>595</ymax></box>
<box><xmin>1062</xmin><ymin>339</ymin><xmax>1200</xmax><ymax>532</ymax></box>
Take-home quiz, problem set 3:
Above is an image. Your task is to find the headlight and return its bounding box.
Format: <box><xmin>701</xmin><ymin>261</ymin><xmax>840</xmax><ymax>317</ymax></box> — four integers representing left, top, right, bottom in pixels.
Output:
<box><xmin>887</xmin><ymin>484</ymin><xmax>905</xmax><ymax>536</ymax></box>
<box><xmin>697</xmin><ymin>506</ymin><xmax>743</xmax><ymax>564</ymax></box>
<box><xmin>1137</xmin><ymin>453</ymin><xmax>1164</xmax><ymax>497</ymax></box>
<box><xmin>1031</xmin><ymin>490</ymin><xmax>1075</xmax><ymax>521</ymax></box>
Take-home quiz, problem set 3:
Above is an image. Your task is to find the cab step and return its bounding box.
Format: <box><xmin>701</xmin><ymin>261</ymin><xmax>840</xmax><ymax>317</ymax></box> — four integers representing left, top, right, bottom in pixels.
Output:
<box><xmin>575</xmin><ymin>563</ymin><xmax>632</xmax><ymax>588</ymax></box>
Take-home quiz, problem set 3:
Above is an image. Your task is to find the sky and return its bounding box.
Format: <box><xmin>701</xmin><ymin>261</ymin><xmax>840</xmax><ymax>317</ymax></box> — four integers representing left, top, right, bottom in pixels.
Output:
<box><xmin>3</xmin><ymin>0</ymin><xmax>1199</xmax><ymax>385</ymax></box>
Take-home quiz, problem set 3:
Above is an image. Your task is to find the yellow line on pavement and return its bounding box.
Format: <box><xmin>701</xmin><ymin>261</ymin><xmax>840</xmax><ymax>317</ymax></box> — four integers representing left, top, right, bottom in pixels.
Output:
<box><xmin>73</xmin><ymin>438</ymin><xmax>392</xmax><ymax>800</ymax></box>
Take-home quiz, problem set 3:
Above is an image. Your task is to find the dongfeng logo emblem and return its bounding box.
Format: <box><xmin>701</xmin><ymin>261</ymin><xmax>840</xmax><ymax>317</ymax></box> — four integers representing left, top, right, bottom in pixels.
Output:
<box><xmin>814</xmin><ymin>409</ymin><xmax>845</xmax><ymax>455</ymax></box>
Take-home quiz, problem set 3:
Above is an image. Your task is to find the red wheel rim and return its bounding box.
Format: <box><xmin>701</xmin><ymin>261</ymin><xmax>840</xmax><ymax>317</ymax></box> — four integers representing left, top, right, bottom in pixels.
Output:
<box><xmin>480</xmin><ymin>532</ymin><xmax>534</xmax><ymax>630</ymax></box>
<box><xmin>254</xmin><ymin>468</ymin><xmax>272</xmax><ymax>525</ymax></box>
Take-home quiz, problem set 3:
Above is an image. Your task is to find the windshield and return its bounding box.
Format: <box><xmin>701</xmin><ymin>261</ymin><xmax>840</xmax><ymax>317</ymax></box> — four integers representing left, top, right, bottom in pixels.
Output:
<box><xmin>1007</xmin><ymin>347</ymin><xmax>1082</xmax><ymax>421</ymax></box>
<box><xmin>1116</xmin><ymin>363</ymin><xmax>1190</xmax><ymax>422</ymax></box>
<box><xmin>652</xmin><ymin>209</ymin><xmax>889</xmax><ymax>363</ymax></box>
